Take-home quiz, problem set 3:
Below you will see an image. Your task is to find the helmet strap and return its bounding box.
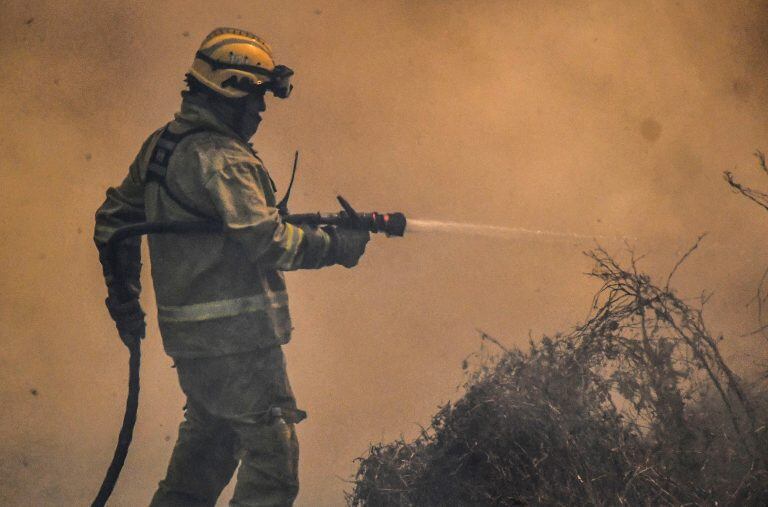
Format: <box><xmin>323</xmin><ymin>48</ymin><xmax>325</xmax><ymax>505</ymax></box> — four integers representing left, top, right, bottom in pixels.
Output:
<box><xmin>231</xmin><ymin>98</ymin><xmax>248</xmax><ymax>138</ymax></box>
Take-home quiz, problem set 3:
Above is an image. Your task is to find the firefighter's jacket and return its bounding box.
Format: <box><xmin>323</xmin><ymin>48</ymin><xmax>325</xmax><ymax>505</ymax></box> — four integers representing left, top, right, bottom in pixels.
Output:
<box><xmin>94</xmin><ymin>97</ymin><xmax>330</xmax><ymax>358</ymax></box>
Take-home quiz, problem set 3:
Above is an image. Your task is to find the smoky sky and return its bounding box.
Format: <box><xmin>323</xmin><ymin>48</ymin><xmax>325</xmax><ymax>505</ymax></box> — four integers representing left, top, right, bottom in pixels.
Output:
<box><xmin>2</xmin><ymin>1</ymin><xmax>768</xmax><ymax>505</ymax></box>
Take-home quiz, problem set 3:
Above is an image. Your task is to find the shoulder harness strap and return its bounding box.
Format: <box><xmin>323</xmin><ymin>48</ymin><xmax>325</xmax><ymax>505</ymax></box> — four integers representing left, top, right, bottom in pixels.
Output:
<box><xmin>146</xmin><ymin>126</ymin><xmax>212</xmax><ymax>220</ymax></box>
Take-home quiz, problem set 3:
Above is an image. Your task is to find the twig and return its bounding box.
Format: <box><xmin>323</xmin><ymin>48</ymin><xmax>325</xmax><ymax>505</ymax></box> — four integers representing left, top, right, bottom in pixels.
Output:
<box><xmin>724</xmin><ymin>172</ymin><xmax>768</xmax><ymax>210</ymax></box>
<box><xmin>477</xmin><ymin>328</ymin><xmax>511</xmax><ymax>354</ymax></box>
<box><xmin>665</xmin><ymin>233</ymin><xmax>707</xmax><ymax>290</ymax></box>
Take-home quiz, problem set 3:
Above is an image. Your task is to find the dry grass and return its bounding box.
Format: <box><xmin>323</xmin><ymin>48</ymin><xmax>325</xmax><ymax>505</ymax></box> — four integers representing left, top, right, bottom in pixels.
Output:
<box><xmin>347</xmin><ymin>245</ymin><xmax>768</xmax><ymax>506</ymax></box>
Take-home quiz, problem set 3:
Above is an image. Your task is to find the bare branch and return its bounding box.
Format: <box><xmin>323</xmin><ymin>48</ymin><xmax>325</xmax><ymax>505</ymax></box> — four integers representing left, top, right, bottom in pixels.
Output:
<box><xmin>755</xmin><ymin>150</ymin><xmax>767</xmax><ymax>175</ymax></box>
<box><xmin>665</xmin><ymin>233</ymin><xmax>707</xmax><ymax>290</ymax></box>
<box><xmin>724</xmin><ymin>171</ymin><xmax>768</xmax><ymax>212</ymax></box>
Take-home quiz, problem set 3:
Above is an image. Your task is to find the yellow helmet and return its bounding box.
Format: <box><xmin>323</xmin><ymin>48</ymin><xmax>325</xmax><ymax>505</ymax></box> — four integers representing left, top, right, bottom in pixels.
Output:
<box><xmin>189</xmin><ymin>27</ymin><xmax>293</xmax><ymax>99</ymax></box>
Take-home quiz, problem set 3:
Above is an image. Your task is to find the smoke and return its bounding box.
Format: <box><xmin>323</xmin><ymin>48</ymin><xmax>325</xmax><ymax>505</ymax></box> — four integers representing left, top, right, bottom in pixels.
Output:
<box><xmin>1</xmin><ymin>1</ymin><xmax>768</xmax><ymax>505</ymax></box>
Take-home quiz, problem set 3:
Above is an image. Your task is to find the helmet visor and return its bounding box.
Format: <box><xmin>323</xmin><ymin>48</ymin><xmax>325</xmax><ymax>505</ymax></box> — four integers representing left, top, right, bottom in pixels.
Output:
<box><xmin>268</xmin><ymin>65</ymin><xmax>294</xmax><ymax>98</ymax></box>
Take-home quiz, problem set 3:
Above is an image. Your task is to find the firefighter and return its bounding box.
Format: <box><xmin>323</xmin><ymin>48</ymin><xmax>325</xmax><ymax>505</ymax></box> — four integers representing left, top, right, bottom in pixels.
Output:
<box><xmin>93</xmin><ymin>27</ymin><xmax>369</xmax><ymax>506</ymax></box>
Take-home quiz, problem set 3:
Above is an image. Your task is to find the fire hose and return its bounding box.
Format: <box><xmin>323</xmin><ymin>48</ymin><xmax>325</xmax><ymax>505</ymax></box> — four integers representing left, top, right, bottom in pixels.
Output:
<box><xmin>91</xmin><ymin>196</ymin><xmax>405</xmax><ymax>506</ymax></box>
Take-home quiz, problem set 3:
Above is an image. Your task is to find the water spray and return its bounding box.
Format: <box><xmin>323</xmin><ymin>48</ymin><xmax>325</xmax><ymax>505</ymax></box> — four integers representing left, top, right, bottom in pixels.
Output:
<box><xmin>405</xmin><ymin>219</ymin><xmax>633</xmax><ymax>243</ymax></box>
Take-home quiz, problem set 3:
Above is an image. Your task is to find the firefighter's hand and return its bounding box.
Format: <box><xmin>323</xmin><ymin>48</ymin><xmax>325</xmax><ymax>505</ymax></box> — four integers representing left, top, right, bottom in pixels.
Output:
<box><xmin>105</xmin><ymin>296</ymin><xmax>146</xmax><ymax>347</ymax></box>
<box><xmin>325</xmin><ymin>226</ymin><xmax>370</xmax><ymax>268</ymax></box>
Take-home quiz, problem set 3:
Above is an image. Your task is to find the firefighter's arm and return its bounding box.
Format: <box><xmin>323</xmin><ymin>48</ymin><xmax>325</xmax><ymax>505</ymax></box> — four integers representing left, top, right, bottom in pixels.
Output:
<box><xmin>204</xmin><ymin>160</ymin><xmax>333</xmax><ymax>270</ymax></box>
<box><xmin>93</xmin><ymin>150</ymin><xmax>148</xmax><ymax>344</ymax></box>
<box><xmin>94</xmin><ymin>152</ymin><xmax>147</xmax><ymax>293</ymax></box>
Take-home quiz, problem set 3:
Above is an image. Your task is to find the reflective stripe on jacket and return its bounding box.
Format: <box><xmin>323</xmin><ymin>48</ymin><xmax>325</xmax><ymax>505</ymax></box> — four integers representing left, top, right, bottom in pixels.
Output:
<box><xmin>94</xmin><ymin>97</ymin><xmax>329</xmax><ymax>358</ymax></box>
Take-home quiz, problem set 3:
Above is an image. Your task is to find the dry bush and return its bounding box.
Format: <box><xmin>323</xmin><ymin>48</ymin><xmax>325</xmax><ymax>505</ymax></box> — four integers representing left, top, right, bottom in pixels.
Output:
<box><xmin>347</xmin><ymin>245</ymin><xmax>768</xmax><ymax>506</ymax></box>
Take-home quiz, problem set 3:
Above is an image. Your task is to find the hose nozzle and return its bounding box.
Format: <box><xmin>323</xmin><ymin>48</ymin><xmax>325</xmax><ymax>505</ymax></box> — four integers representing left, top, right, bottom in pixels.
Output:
<box><xmin>365</xmin><ymin>212</ymin><xmax>406</xmax><ymax>237</ymax></box>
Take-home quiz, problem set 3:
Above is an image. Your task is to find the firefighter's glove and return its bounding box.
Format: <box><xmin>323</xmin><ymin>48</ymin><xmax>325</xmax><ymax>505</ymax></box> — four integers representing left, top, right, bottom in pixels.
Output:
<box><xmin>325</xmin><ymin>226</ymin><xmax>370</xmax><ymax>268</ymax></box>
<box><xmin>105</xmin><ymin>296</ymin><xmax>146</xmax><ymax>347</ymax></box>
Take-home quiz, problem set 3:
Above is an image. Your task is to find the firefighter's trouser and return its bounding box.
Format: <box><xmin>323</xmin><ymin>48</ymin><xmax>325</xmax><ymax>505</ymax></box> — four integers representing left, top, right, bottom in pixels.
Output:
<box><xmin>149</xmin><ymin>346</ymin><xmax>301</xmax><ymax>507</ymax></box>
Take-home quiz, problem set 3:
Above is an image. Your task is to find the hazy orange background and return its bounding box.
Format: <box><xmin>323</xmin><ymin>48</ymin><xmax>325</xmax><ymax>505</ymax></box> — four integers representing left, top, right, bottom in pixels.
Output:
<box><xmin>2</xmin><ymin>1</ymin><xmax>768</xmax><ymax>505</ymax></box>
